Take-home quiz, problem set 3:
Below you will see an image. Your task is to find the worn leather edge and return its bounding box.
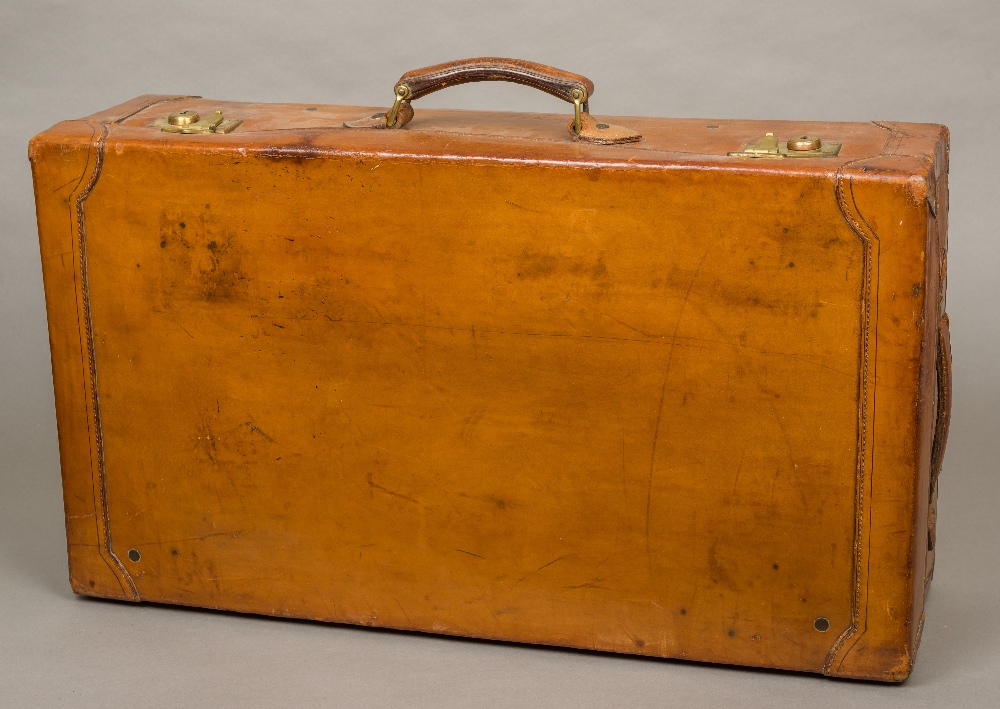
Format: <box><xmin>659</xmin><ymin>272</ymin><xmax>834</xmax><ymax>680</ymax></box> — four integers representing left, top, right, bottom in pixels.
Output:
<box><xmin>79</xmin><ymin>94</ymin><xmax>200</xmax><ymax>124</ymax></box>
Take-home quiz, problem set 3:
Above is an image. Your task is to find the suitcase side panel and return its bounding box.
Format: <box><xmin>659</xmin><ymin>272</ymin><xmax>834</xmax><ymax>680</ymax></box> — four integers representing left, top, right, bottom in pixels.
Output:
<box><xmin>30</xmin><ymin>121</ymin><xmax>139</xmax><ymax>601</ymax></box>
<box><xmin>822</xmin><ymin>123</ymin><xmax>950</xmax><ymax>681</ymax></box>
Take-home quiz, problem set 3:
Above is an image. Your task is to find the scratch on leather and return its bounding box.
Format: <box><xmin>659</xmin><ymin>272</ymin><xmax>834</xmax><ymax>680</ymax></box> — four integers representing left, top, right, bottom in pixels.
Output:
<box><xmin>644</xmin><ymin>246</ymin><xmax>713</xmax><ymax>579</ymax></box>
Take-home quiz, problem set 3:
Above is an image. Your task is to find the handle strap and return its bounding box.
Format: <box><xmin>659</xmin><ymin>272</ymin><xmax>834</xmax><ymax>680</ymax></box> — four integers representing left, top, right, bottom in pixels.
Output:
<box><xmin>396</xmin><ymin>57</ymin><xmax>595</xmax><ymax>104</ymax></box>
<box><xmin>930</xmin><ymin>313</ymin><xmax>952</xmax><ymax>493</ymax></box>
<box><xmin>345</xmin><ymin>57</ymin><xmax>640</xmax><ymax>144</ymax></box>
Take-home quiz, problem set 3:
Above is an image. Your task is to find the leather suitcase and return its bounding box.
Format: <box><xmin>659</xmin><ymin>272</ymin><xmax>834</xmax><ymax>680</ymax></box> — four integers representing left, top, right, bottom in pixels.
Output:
<box><xmin>29</xmin><ymin>58</ymin><xmax>951</xmax><ymax>681</ymax></box>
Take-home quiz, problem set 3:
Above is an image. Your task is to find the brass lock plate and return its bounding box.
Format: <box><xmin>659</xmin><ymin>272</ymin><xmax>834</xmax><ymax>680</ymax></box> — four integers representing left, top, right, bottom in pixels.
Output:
<box><xmin>151</xmin><ymin>110</ymin><xmax>243</xmax><ymax>134</ymax></box>
<box><xmin>728</xmin><ymin>133</ymin><xmax>841</xmax><ymax>158</ymax></box>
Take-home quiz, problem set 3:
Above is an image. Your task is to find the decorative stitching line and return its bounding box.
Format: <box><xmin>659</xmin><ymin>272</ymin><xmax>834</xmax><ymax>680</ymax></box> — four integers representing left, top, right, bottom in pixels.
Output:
<box><xmin>65</xmin><ymin>124</ymin><xmax>128</xmax><ymax>593</ymax></box>
<box><xmin>68</xmin><ymin>97</ymin><xmax>195</xmax><ymax>600</ymax></box>
<box><xmin>821</xmin><ymin>121</ymin><xmax>894</xmax><ymax>674</ymax></box>
<box><xmin>73</xmin><ymin>120</ymin><xmax>139</xmax><ymax>600</ymax></box>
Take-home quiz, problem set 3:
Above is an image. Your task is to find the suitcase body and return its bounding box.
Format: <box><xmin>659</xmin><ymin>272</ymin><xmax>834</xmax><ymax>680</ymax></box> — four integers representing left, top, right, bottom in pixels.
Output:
<box><xmin>29</xmin><ymin>63</ymin><xmax>950</xmax><ymax>681</ymax></box>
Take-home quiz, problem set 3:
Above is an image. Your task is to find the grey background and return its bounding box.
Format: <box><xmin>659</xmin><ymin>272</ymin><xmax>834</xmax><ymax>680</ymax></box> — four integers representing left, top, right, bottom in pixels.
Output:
<box><xmin>1</xmin><ymin>0</ymin><xmax>997</xmax><ymax>706</ymax></box>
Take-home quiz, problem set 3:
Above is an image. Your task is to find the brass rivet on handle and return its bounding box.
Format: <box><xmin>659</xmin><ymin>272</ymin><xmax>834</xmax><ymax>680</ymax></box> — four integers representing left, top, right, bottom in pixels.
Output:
<box><xmin>814</xmin><ymin>616</ymin><xmax>830</xmax><ymax>632</ymax></box>
<box><xmin>386</xmin><ymin>84</ymin><xmax>411</xmax><ymax>128</ymax></box>
<box><xmin>127</xmin><ymin>548</ymin><xmax>141</xmax><ymax>563</ymax></box>
<box><xmin>788</xmin><ymin>135</ymin><xmax>822</xmax><ymax>151</ymax></box>
<box><xmin>570</xmin><ymin>87</ymin><xmax>587</xmax><ymax>135</ymax></box>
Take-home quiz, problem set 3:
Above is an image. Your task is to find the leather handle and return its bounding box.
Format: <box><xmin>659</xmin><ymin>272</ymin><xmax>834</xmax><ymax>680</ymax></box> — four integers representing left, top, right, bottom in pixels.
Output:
<box><xmin>930</xmin><ymin>313</ymin><xmax>952</xmax><ymax>492</ymax></box>
<box><xmin>344</xmin><ymin>57</ymin><xmax>640</xmax><ymax>144</ymax></box>
<box><xmin>388</xmin><ymin>57</ymin><xmax>594</xmax><ymax>131</ymax></box>
<box><xmin>395</xmin><ymin>57</ymin><xmax>595</xmax><ymax>104</ymax></box>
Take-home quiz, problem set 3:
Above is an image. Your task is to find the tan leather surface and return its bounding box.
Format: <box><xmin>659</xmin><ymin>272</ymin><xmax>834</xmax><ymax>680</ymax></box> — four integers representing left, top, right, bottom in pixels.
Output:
<box><xmin>104</xmin><ymin>97</ymin><xmax>905</xmax><ymax>167</ymax></box>
<box><xmin>29</xmin><ymin>96</ymin><xmax>949</xmax><ymax>681</ymax></box>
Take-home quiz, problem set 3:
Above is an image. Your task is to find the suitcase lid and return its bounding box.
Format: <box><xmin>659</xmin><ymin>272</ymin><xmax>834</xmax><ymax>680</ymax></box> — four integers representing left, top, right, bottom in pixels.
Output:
<box><xmin>73</xmin><ymin>93</ymin><xmax>942</xmax><ymax>179</ymax></box>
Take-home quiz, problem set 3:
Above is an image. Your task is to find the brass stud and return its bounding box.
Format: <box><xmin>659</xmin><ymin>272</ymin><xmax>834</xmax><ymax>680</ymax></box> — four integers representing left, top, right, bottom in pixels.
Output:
<box><xmin>788</xmin><ymin>135</ymin><xmax>822</xmax><ymax>151</ymax></box>
<box><xmin>167</xmin><ymin>110</ymin><xmax>200</xmax><ymax>127</ymax></box>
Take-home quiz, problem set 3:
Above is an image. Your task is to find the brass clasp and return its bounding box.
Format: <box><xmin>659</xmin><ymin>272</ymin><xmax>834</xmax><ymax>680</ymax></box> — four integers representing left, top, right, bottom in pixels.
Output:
<box><xmin>152</xmin><ymin>110</ymin><xmax>243</xmax><ymax>134</ymax></box>
<box><xmin>728</xmin><ymin>132</ymin><xmax>841</xmax><ymax>158</ymax></box>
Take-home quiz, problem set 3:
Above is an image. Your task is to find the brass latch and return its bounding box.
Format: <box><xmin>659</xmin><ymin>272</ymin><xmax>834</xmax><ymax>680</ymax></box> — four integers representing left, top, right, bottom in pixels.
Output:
<box><xmin>728</xmin><ymin>132</ymin><xmax>841</xmax><ymax>158</ymax></box>
<box><xmin>152</xmin><ymin>110</ymin><xmax>242</xmax><ymax>134</ymax></box>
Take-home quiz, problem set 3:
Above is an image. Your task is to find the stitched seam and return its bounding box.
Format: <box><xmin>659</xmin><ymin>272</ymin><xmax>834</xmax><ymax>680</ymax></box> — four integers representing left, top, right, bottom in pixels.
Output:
<box><xmin>67</xmin><ymin>96</ymin><xmax>196</xmax><ymax>598</ymax></box>
<box><xmin>111</xmin><ymin>95</ymin><xmax>199</xmax><ymax>124</ymax></box>
<box><xmin>822</xmin><ymin>176</ymin><xmax>871</xmax><ymax>673</ymax></box>
<box><xmin>413</xmin><ymin>69</ymin><xmax>578</xmax><ymax>86</ymax></box>
<box><xmin>822</xmin><ymin>121</ymin><xmax>893</xmax><ymax>673</ymax></box>
<box><xmin>74</xmin><ymin>120</ymin><xmax>139</xmax><ymax>600</ymax></box>
<box><xmin>64</xmin><ymin>124</ymin><xmax>129</xmax><ymax>594</ymax></box>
